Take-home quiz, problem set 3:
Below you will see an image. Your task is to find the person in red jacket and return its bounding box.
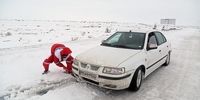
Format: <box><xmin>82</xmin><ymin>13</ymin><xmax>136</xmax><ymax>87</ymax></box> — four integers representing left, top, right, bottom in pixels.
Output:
<box><xmin>42</xmin><ymin>43</ymin><xmax>74</xmax><ymax>74</ymax></box>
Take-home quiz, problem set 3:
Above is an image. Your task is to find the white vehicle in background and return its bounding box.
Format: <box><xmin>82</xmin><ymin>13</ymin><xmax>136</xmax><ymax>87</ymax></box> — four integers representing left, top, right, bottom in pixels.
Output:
<box><xmin>72</xmin><ymin>30</ymin><xmax>172</xmax><ymax>91</ymax></box>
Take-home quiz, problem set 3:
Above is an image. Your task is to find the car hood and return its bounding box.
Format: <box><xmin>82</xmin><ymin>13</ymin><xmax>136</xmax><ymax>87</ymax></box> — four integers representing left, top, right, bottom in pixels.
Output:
<box><xmin>76</xmin><ymin>46</ymin><xmax>141</xmax><ymax>67</ymax></box>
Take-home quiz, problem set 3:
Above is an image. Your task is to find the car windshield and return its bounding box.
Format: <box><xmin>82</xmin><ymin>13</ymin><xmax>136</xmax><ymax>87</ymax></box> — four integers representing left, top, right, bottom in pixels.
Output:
<box><xmin>101</xmin><ymin>32</ymin><xmax>146</xmax><ymax>49</ymax></box>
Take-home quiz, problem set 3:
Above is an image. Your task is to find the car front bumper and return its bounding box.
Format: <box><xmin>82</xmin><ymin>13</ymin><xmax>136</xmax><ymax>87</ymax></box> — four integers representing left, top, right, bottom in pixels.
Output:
<box><xmin>72</xmin><ymin>64</ymin><xmax>134</xmax><ymax>90</ymax></box>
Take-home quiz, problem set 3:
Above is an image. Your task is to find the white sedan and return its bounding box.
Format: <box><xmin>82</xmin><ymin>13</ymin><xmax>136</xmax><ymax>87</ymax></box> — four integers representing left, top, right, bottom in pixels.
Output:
<box><xmin>72</xmin><ymin>30</ymin><xmax>172</xmax><ymax>91</ymax></box>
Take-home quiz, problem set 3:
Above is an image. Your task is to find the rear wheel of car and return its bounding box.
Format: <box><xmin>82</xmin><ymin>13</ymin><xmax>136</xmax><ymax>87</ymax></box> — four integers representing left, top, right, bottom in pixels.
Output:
<box><xmin>129</xmin><ymin>67</ymin><xmax>143</xmax><ymax>91</ymax></box>
<box><xmin>164</xmin><ymin>52</ymin><xmax>170</xmax><ymax>66</ymax></box>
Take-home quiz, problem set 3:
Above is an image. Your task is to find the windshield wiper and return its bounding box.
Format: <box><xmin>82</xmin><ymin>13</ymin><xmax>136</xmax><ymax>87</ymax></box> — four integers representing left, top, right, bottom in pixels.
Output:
<box><xmin>102</xmin><ymin>43</ymin><xmax>139</xmax><ymax>49</ymax></box>
<box><xmin>112</xmin><ymin>44</ymin><xmax>134</xmax><ymax>49</ymax></box>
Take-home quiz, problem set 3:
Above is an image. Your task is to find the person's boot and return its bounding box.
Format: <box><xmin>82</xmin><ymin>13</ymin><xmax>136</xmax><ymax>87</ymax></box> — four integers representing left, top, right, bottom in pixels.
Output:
<box><xmin>42</xmin><ymin>70</ymin><xmax>49</xmax><ymax>75</ymax></box>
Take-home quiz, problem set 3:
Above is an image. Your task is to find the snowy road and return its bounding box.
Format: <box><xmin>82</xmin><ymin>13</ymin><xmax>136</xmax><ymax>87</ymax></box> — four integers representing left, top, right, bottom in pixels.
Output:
<box><xmin>0</xmin><ymin>28</ymin><xmax>200</xmax><ymax>100</ymax></box>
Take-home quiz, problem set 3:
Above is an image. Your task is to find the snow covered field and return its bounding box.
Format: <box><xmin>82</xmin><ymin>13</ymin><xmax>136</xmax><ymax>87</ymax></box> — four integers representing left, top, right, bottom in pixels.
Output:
<box><xmin>0</xmin><ymin>20</ymin><xmax>200</xmax><ymax>100</ymax></box>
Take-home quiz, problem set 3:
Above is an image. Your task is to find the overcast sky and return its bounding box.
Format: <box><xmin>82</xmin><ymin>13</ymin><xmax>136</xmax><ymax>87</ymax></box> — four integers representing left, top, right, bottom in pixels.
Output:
<box><xmin>0</xmin><ymin>0</ymin><xmax>199</xmax><ymax>26</ymax></box>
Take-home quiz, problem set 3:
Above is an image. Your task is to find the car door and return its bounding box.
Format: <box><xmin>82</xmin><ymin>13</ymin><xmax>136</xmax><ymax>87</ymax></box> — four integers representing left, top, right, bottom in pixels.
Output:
<box><xmin>154</xmin><ymin>32</ymin><xmax>169</xmax><ymax>58</ymax></box>
<box><xmin>146</xmin><ymin>32</ymin><xmax>161</xmax><ymax>76</ymax></box>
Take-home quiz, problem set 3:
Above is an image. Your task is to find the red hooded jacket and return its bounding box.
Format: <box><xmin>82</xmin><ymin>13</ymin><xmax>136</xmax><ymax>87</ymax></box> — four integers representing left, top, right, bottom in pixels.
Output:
<box><xmin>43</xmin><ymin>43</ymin><xmax>73</xmax><ymax>73</ymax></box>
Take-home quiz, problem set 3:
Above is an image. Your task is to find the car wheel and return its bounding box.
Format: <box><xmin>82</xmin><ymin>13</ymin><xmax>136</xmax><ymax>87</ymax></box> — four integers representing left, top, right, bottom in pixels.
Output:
<box><xmin>129</xmin><ymin>67</ymin><xmax>143</xmax><ymax>91</ymax></box>
<box><xmin>164</xmin><ymin>52</ymin><xmax>170</xmax><ymax>66</ymax></box>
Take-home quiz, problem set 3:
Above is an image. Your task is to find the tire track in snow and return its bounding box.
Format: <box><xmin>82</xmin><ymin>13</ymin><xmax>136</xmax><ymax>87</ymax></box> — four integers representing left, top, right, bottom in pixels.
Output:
<box><xmin>0</xmin><ymin>77</ymin><xmax>77</xmax><ymax>100</ymax></box>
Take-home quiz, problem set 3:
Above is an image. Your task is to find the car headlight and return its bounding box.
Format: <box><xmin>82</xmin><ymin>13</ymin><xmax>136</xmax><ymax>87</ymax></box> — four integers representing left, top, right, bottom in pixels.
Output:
<box><xmin>73</xmin><ymin>58</ymin><xmax>79</xmax><ymax>66</ymax></box>
<box><xmin>103</xmin><ymin>67</ymin><xmax>125</xmax><ymax>75</ymax></box>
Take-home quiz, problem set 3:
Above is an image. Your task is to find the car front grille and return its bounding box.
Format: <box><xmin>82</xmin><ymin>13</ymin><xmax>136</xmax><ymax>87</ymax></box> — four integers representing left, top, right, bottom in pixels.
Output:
<box><xmin>80</xmin><ymin>62</ymin><xmax>87</xmax><ymax>68</ymax></box>
<box><xmin>80</xmin><ymin>62</ymin><xmax>100</xmax><ymax>71</ymax></box>
<box><xmin>90</xmin><ymin>65</ymin><xmax>99</xmax><ymax>71</ymax></box>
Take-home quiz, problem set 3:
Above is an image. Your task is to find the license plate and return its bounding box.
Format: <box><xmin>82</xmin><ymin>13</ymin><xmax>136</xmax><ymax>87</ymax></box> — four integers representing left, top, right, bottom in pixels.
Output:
<box><xmin>79</xmin><ymin>70</ymin><xmax>97</xmax><ymax>80</ymax></box>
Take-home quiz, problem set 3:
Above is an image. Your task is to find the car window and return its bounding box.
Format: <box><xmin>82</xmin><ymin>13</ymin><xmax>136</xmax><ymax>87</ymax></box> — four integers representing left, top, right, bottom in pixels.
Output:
<box><xmin>147</xmin><ymin>33</ymin><xmax>158</xmax><ymax>50</ymax></box>
<box><xmin>155</xmin><ymin>32</ymin><xmax>166</xmax><ymax>45</ymax></box>
<box><xmin>149</xmin><ymin>35</ymin><xmax>157</xmax><ymax>45</ymax></box>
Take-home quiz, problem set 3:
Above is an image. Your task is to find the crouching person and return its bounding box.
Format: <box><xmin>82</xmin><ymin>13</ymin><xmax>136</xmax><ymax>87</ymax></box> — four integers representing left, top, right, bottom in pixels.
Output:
<box><xmin>42</xmin><ymin>43</ymin><xmax>74</xmax><ymax>74</ymax></box>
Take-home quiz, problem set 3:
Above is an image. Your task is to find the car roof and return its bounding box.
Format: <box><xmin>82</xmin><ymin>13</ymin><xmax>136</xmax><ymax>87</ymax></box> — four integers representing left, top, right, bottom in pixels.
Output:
<box><xmin>117</xmin><ymin>29</ymin><xmax>159</xmax><ymax>34</ymax></box>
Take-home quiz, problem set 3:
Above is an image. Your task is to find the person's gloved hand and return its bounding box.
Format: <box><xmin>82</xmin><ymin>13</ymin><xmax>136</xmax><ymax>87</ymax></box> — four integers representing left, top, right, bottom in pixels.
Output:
<box><xmin>63</xmin><ymin>67</ymin><xmax>72</xmax><ymax>74</ymax></box>
<box><xmin>63</xmin><ymin>66</ymin><xmax>67</xmax><ymax>70</ymax></box>
<box><xmin>42</xmin><ymin>70</ymin><xmax>49</xmax><ymax>75</ymax></box>
<box><xmin>66</xmin><ymin>69</ymin><xmax>72</xmax><ymax>74</ymax></box>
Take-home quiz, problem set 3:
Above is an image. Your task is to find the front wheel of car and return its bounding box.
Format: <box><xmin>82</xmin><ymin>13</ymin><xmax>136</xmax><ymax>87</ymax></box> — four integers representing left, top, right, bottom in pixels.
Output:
<box><xmin>164</xmin><ymin>52</ymin><xmax>171</xmax><ymax>66</ymax></box>
<box><xmin>128</xmin><ymin>67</ymin><xmax>143</xmax><ymax>91</ymax></box>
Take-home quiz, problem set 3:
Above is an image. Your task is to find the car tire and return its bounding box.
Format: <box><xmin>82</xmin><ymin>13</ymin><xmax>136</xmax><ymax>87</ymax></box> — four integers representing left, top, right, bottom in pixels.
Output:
<box><xmin>164</xmin><ymin>52</ymin><xmax>170</xmax><ymax>66</ymax></box>
<box><xmin>128</xmin><ymin>67</ymin><xmax>143</xmax><ymax>91</ymax></box>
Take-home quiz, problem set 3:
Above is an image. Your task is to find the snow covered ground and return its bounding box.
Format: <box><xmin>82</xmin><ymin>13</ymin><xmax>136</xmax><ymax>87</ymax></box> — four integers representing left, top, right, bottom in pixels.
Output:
<box><xmin>0</xmin><ymin>20</ymin><xmax>200</xmax><ymax>100</ymax></box>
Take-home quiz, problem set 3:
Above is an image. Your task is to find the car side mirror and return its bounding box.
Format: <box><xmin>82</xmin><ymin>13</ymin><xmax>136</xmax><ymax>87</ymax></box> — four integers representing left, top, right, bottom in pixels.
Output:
<box><xmin>148</xmin><ymin>43</ymin><xmax>158</xmax><ymax>50</ymax></box>
<box><xmin>101</xmin><ymin>40</ymin><xmax>106</xmax><ymax>45</ymax></box>
<box><xmin>101</xmin><ymin>40</ymin><xmax>106</xmax><ymax>43</ymax></box>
